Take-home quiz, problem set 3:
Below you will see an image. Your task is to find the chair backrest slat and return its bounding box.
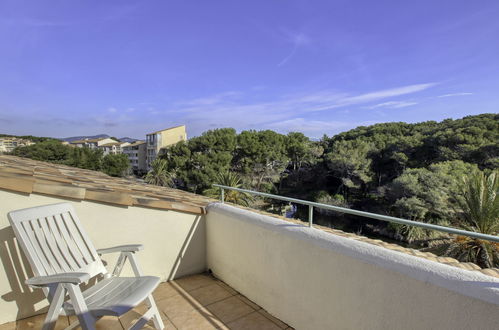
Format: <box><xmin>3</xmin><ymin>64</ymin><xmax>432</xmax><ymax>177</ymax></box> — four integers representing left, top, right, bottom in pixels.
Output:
<box><xmin>20</xmin><ymin>220</ymin><xmax>55</xmax><ymax>275</ymax></box>
<box><xmin>61</xmin><ymin>212</ymin><xmax>97</xmax><ymax>265</ymax></box>
<box><xmin>8</xmin><ymin>203</ymin><xmax>107</xmax><ymax>280</ymax></box>
<box><xmin>52</xmin><ymin>214</ymin><xmax>84</xmax><ymax>269</ymax></box>
<box><xmin>43</xmin><ymin>215</ymin><xmax>78</xmax><ymax>271</ymax></box>
<box><xmin>34</xmin><ymin>217</ymin><xmax>66</xmax><ymax>273</ymax></box>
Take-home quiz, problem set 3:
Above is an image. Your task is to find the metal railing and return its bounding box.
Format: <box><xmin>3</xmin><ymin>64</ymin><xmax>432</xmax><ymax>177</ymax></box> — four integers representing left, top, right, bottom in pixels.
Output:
<box><xmin>212</xmin><ymin>184</ymin><xmax>499</xmax><ymax>244</ymax></box>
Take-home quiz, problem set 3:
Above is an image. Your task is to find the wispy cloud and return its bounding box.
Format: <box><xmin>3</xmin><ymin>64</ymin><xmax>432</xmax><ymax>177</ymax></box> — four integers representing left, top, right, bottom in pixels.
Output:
<box><xmin>299</xmin><ymin>82</ymin><xmax>435</xmax><ymax>112</ymax></box>
<box><xmin>366</xmin><ymin>101</ymin><xmax>418</xmax><ymax>109</ymax></box>
<box><xmin>437</xmin><ymin>92</ymin><xmax>473</xmax><ymax>98</ymax></box>
<box><xmin>4</xmin><ymin>82</ymin><xmax>436</xmax><ymax>138</ymax></box>
<box><xmin>0</xmin><ymin>18</ymin><xmax>72</xmax><ymax>27</ymax></box>
<box><xmin>278</xmin><ymin>31</ymin><xmax>310</xmax><ymax>67</ymax></box>
<box><xmin>264</xmin><ymin>118</ymin><xmax>359</xmax><ymax>136</ymax></box>
<box><xmin>159</xmin><ymin>82</ymin><xmax>436</xmax><ymax>137</ymax></box>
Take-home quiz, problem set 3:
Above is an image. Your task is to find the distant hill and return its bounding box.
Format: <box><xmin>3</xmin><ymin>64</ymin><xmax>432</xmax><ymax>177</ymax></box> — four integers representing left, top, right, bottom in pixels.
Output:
<box><xmin>60</xmin><ymin>135</ymin><xmax>140</xmax><ymax>143</ymax></box>
<box><xmin>118</xmin><ymin>137</ymin><xmax>139</xmax><ymax>143</ymax></box>
<box><xmin>60</xmin><ymin>134</ymin><xmax>110</xmax><ymax>142</ymax></box>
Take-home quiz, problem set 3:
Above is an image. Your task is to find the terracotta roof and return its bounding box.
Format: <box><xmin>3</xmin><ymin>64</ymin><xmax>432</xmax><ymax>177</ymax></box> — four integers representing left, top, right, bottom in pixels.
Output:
<box><xmin>229</xmin><ymin>203</ymin><xmax>499</xmax><ymax>279</ymax></box>
<box><xmin>100</xmin><ymin>142</ymin><xmax>121</xmax><ymax>147</ymax></box>
<box><xmin>147</xmin><ymin>125</ymin><xmax>185</xmax><ymax>135</ymax></box>
<box><xmin>0</xmin><ymin>155</ymin><xmax>212</xmax><ymax>214</ymax></box>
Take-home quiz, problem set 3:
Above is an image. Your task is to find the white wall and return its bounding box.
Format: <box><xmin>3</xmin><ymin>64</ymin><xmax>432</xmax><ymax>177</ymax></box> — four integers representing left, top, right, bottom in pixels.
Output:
<box><xmin>206</xmin><ymin>203</ymin><xmax>499</xmax><ymax>330</ymax></box>
<box><xmin>0</xmin><ymin>190</ymin><xmax>206</xmax><ymax>324</ymax></box>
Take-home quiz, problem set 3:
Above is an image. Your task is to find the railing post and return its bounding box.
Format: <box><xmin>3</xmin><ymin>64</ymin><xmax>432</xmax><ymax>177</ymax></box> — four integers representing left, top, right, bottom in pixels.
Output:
<box><xmin>308</xmin><ymin>205</ymin><xmax>313</xmax><ymax>228</ymax></box>
<box><xmin>220</xmin><ymin>188</ymin><xmax>225</xmax><ymax>203</ymax></box>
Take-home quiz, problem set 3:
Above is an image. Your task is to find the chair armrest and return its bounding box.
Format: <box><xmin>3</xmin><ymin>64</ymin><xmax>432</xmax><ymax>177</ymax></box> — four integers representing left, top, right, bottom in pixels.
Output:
<box><xmin>25</xmin><ymin>272</ymin><xmax>91</xmax><ymax>287</ymax></box>
<box><xmin>97</xmin><ymin>244</ymin><xmax>144</xmax><ymax>255</ymax></box>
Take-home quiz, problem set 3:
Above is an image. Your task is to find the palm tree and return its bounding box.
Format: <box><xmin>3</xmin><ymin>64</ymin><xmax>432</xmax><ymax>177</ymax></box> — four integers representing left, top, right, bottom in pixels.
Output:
<box><xmin>144</xmin><ymin>159</ymin><xmax>175</xmax><ymax>187</ymax></box>
<box><xmin>434</xmin><ymin>171</ymin><xmax>498</xmax><ymax>268</ymax></box>
<box><xmin>203</xmin><ymin>171</ymin><xmax>254</xmax><ymax>206</ymax></box>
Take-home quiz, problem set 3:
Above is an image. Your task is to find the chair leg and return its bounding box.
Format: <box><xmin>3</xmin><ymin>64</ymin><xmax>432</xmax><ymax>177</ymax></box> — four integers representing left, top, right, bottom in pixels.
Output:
<box><xmin>66</xmin><ymin>284</ymin><xmax>96</xmax><ymax>330</ymax></box>
<box><xmin>42</xmin><ymin>284</ymin><xmax>66</xmax><ymax>330</ymax></box>
<box><xmin>145</xmin><ymin>294</ymin><xmax>165</xmax><ymax>330</ymax></box>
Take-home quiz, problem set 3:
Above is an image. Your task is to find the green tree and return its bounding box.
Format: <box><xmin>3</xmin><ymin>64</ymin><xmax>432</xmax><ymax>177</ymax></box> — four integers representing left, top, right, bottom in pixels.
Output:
<box><xmin>145</xmin><ymin>158</ymin><xmax>175</xmax><ymax>187</ymax></box>
<box><xmin>101</xmin><ymin>154</ymin><xmax>129</xmax><ymax>177</ymax></box>
<box><xmin>203</xmin><ymin>171</ymin><xmax>253</xmax><ymax>206</ymax></box>
<box><xmin>324</xmin><ymin>139</ymin><xmax>374</xmax><ymax>194</ymax></box>
<box><xmin>162</xmin><ymin>128</ymin><xmax>237</xmax><ymax>192</ymax></box>
<box><xmin>234</xmin><ymin>130</ymin><xmax>289</xmax><ymax>190</ymax></box>
<box><xmin>386</xmin><ymin>161</ymin><xmax>478</xmax><ymax>242</ymax></box>
<box><xmin>434</xmin><ymin>171</ymin><xmax>498</xmax><ymax>268</ymax></box>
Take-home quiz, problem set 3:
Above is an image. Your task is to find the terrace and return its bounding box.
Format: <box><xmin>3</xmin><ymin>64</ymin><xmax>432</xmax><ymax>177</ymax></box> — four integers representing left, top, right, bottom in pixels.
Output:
<box><xmin>0</xmin><ymin>155</ymin><xmax>498</xmax><ymax>329</ymax></box>
<box><xmin>1</xmin><ymin>273</ymin><xmax>289</xmax><ymax>330</ymax></box>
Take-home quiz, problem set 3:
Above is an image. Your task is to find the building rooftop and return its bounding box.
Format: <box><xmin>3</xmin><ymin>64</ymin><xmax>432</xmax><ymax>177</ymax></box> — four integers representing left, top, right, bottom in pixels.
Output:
<box><xmin>100</xmin><ymin>142</ymin><xmax>122</xmax><ymax>147</ymax></box>
<box><xmin>0</xmin><ymin>155</ymin><xmax>211</xmax><ymax>214</ymax></box>
<box><xmin>147</xmin><ymin>125</ymin><xmax>185</xmax><ymax>135</ymax></box>
<box><xmin>124</xmin><ymin>140</ymin><xmax>146</xmax><ymax>147</ymax></box>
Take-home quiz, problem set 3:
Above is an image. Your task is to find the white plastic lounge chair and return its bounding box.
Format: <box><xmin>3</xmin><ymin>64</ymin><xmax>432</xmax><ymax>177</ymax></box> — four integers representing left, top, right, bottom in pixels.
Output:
<box><xmin>8</xmin><ymin>202</ymin><xmax>165</xmax><ymax>330</ymax></box>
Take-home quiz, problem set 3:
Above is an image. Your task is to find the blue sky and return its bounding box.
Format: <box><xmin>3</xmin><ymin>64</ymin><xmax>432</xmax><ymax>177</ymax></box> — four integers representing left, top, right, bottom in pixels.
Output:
<box><xmin>0</xmin><ymin>1</ymin><xmax>498</xmax><ymax>139</ymax></box>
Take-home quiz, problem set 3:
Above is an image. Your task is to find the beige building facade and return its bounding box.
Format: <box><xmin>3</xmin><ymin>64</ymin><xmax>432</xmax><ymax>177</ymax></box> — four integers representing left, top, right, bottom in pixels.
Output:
<box><xmin>122</xmin><ymin>140</ymin><xmax>147</xmax><ymax>173</ymax></box>
<box><xmin>0</xmin><ymin>137</ymin><xmax>34</xmax><ymax>153</ymax></box>
<box><xmin>70</xmin><ymin>137</ymin><xmax>118</xmax><ymax>149</ymax></box>
<box><xmin>146</xmin><ymin>125</ymin><xmax>187</xmax><ymax>168</ymax></box>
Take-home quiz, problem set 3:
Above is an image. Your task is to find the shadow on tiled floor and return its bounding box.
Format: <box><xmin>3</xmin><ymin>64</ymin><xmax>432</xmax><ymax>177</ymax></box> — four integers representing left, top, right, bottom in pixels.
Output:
<box><xmin>0</xmin><ymin>273</ymin><xmax>292</xmax><ymax>330</ymax></box>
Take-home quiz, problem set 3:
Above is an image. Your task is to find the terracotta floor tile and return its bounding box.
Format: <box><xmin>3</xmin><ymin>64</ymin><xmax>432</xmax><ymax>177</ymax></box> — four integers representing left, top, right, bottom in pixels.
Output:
<box><xmin>206</xmin><ymin>296</ymin><xmax>256</xmax><ymax>324</ymax></box>
<box><xmin>157</xmin><ymin>292</ymin><xmax>204</xmax><ymax>320</ymax></box>
<box><xmin>174</xmin><ymin>274</ymin><xmax>215</xmax><ymax>292</ymax></box>
<box><xmin>68</xmin><ymin>315</ymin><xmax>123</xmax><ymax>330</ymax></box>
<box><xmin>0</xmin><ymin>321</ymin><xmax>15</xmax><ymax>330</ymax></box>
<box><xmin>169</xmin><ymin>307</ymin><xmax>226</xmax><ymax>330</ymax></box>
<box><xmin>259</xmin><ymin>310</ymin><xmax>288</xmax><ymax>329</ymax></box>
<box><xmin>227</xmin><ymin>311</ymin><xmax>282</xmax><ymax>330</ymax></box>
<box><xmin>189</xmin><ymin>283</ymin><xmax>234</xmax><ymax>306</ymax></box>
<box><xmin>16</xmin><ymin>314</ymin><xmax>69</xmax><ymax>330</ymax></box>
<box><xmin>214</xmin><ymin>281</ymin><xmax>238</xmax><ymax>295</ymax></box>
<box><xmin>234</xmin><ymin>295</ymin><xmax>261</xmax><ymax>310</ymax></box>
<box><xmin>119</xmin><ymin>303</ymin><xmax>175</xmax><ymax>330</ymax></box>
<box><xmin>153</xmin><ymin>282</ymin><xmax>180</xmax><ymax>301</ymax></box>
<box><xmin>4</xmin><ymin>274</ymin><xmax>288</xmax><ymax>330</ymax></box>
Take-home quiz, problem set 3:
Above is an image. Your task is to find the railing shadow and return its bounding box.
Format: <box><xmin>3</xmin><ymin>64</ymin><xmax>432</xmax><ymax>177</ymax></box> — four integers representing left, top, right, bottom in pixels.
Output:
<box><xmin>167</xmin><ymin>215</ymin><xmax>204</xmax><ymax>281</ymax></box>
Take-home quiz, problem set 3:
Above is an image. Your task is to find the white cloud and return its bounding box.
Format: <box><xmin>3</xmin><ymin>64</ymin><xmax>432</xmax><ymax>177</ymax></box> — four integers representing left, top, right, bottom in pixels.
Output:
<box><xmin>437</xmin><ymin>92</ymin><xmax>473</xmax><ymax>98</ymax></box>
<box><xmin>107</xmin><ymin>107</ymin><xmax>118</xmax><ymax>113</ymax></box>
<box><xmin>366</xmin><ymin>101</ymin><xmax>418</xmax><ymax>109</ymax></box>
<box><xmin>278</xmin><ymin>31</ymin><xmax>310</xmax><ymax>67</ymax></box>
<box><xmin>161</xmin><ymin>82</ymin><xmax>437</xmax><ymax>136</ymax></box>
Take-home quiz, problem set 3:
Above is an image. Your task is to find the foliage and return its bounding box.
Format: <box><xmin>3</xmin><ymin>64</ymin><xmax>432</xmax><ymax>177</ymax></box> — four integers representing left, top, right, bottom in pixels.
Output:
<box><xmin>162</xmin><ymin>128</ymin><xmax>237</xmax><ymax>192</ymax></box>
<box><xmin>203</xmin><ymin>171</ymin><xmax>254</xmax><ymax>206</ymax></box>
<box><xmin>101</xmin><ymin>154</ymin><xmax>130</xmax><ymax>177</ymax></box>
<box><xmin>11</xmin><ymin>114</ymin><xmax>498</xmax><ymax>265</ymax></box>
<box><xmin>9</xmin><ymin>140</ymin><xmax>129</xmax><ymax>176</ymax></box>
<box><xmin>431</xmin><ymin>171</ymin><xmax>499</xmax><ymax>267</ymax></box>
<box><xmin>144</xmin><ymin>159</ymin><xmax>175</xmax><ymax>187</ymax></box>
<box><xmin>0</xmin><ymin>134</ymin><xmax>58</xmax><ymax>143</ymax></box>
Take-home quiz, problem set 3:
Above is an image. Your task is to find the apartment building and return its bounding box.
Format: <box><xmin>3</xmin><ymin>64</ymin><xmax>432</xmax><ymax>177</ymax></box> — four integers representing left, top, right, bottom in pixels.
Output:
<box><xmin>0</xmin><ymin>137</ymin><xmax>34</xmax><ymax>153</ymax></box>
<box><xmin>100</xmin><ymin>141</ymin><xmax>130</xmax><ymax>155</ymax></box>
<box><xmin>122</xmin><ymin>140</ymin><xmax>147</xmax><ymax>173</ymax></box>
<box><xmin>70</xmin><ymin>137</ymin><xmax>117</xmax><ymax>149</ymax></box>
<box><xmin>146</xmin><ymin>125</ymin><xmax>187</xmax><ymax>168</ymax></box>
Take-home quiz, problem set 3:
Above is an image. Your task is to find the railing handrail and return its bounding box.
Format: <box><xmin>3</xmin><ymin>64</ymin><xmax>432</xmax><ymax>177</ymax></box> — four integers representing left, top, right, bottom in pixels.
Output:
<box><xmin>212</xmin><ymin>184</ymin><xmax>499</xmax><ymax>243</ymax></box>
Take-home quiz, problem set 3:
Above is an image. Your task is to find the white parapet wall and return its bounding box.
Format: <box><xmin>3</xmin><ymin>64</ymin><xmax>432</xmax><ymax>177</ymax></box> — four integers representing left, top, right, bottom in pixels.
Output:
<box><xmin>0</xmin><ymin>190</ymin><xmax>206</xmax><ymax>324</ymax></box>
<box><xmin>206</xmin><ymin>203</ymin><xmax>499</xmax><ymax>330</ymax></box>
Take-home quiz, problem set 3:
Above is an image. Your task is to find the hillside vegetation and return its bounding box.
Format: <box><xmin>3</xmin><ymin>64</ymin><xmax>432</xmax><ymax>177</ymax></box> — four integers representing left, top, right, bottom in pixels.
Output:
<box><xmin>158</xmin><ymin>114</ymin><xmax>498</xmax><ymax>265</ymax></box>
